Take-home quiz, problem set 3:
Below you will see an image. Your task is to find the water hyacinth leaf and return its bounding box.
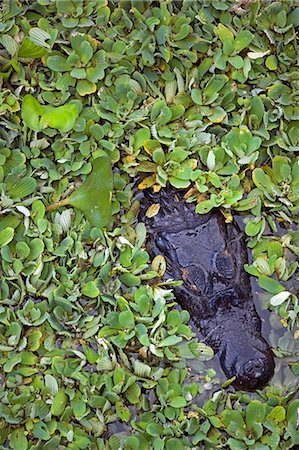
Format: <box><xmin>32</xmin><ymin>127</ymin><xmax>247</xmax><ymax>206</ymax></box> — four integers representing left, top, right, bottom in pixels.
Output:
<box><xmin>217</xmin><ymin>24</ymin><xmax>234</xmax><ymax>55</ymax></box>
<box><xmin>158</xmin><ymin>335</ymin><xmax>182</xmax><ymax>347</ymax></box>
<box><xmin>40</xmin><ymin>103</ymin><xmax>79</xmax><ymax>132</ymax></box>
<box><xmin>51</xmin><ymin>388</ymin><xmax>68</xmax><ymax>416</ymax></box>
<box><xmin>29</xmin><ymin>27</ymin><xmax>51</xmax><ymax>49</ymax></box>
<box><xmin>119</xmin><ymin>310</ymin><xmax>135</xmax><ymax>329</ymax></box>
<box><xmin>234</xmin><ymin>30</ymin><xmax>254</xmax><ymax>53</ymax></box>
<box><xmin>8</xmin><ymin>176</ymin><xmax>37</xmax><ymax>199</ymax></box>
<box><xmin>10</xmin><ymin>428</ymin><xmax>28</xmax><ymax>450</ymax></box>
<box><xmin>246</xmin><ymin>401</ymin><xmax>266</xmax><ymax>427</ymax></box>
<box><xmin>22</xmin><ymin>94</ymin><xmax>44</xmax><ymax>131</ymax></box>
<box><xmin>1</xmin><ymin>34</ymin><xmax>18</xmax><ymax>56</ymax></box>
<box><xmin>77</xmin><ymin>79</ymin><xmax>97</xmax><ymax>96</ymax></box>
<box><xmin>47</xmin><ymin>54</ymin><xmax>72</xmax><ymax>72</ymax></box>
<box><xmin>134</xmin><ymin>128</ymin><xmax>151</xmax><ymax>151</ymax></box>
<box><xmin>258</xmin><ymin>275</ymin><xmax>285</xmax><ymax>294</ymax></box>
<box><xmin>0</xmin><ymin>227</ymin><xmax>14</xmax><ymax>247</ymax></box>
<box><xmin>68</xmin><ymin>154</ymin><xmax>113</xmax><ymax>227</ymax></box>
<box><xmin>270</xmin><ymin>291</ymin><xmax>291</xmax><ymax>306</ymax></box>
<box><xmin>18</xmin><ymin>37</ymin><xmax>47</xmax><ymax>58</ymax></box>
<box><xmin>169</xmin><ymin>396</ymin><xmax>187</xmax><ymax>408</ymax></box>
<box><xmin>81</xmin><ymin>281</ymin><xmax>100</xmax><ymax>298</ymax></box>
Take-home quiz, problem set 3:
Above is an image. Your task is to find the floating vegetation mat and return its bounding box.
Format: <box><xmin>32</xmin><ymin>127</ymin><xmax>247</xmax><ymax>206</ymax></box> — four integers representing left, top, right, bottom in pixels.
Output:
<box><xmin>0</xmin><ymin>0</ymin><xmax>298</xmax><ymax>449</ymax></box>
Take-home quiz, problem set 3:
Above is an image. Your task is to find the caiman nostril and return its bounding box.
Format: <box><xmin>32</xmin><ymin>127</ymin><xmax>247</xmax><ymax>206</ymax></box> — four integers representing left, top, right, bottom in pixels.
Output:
<box><xmin>243</xmin><ymin>359</ymin><xmax>265</xmax><ymax>379</ymax></box>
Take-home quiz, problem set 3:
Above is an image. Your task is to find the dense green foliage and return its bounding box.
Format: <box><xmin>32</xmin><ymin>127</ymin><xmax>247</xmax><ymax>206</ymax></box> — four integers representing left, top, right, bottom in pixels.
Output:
<box><xmin>0</xmin><ymin>0</ymin><xmax>298</xmax><ymax>448</ymax></box>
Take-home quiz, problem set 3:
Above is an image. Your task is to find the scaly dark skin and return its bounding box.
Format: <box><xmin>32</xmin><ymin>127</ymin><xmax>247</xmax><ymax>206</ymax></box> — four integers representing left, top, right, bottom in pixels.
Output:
<box><xmin>140</xmin><ymin>188</ymin><xmax>275</xmax><ymax>391</ymax></box>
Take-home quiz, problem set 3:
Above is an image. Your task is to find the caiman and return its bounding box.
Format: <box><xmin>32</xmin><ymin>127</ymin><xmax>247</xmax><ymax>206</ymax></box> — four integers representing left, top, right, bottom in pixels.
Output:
<box><xmin>140</xmin><ymin>188</ymin><xmax>275</xmax><ymax>391</ymax></box>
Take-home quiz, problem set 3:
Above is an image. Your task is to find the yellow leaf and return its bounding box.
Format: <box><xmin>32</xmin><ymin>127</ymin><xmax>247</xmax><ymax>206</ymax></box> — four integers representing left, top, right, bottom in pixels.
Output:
<box><xmin>138</xmin><ymin>175</ymin><xmax>156</xmax><ymax>190</ymax></box>
<box><xmin>146</xmin><ymin>203</ymin><xmax>160</xmax><ymax>218</ymax></box>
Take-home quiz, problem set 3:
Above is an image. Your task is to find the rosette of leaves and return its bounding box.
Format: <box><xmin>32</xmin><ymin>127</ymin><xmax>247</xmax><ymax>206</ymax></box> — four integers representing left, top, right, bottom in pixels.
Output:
<box><xmin>0</xmin><ymin>148</ymin><xmax>37</xmax><ymax>226</ymax></box>
<box><xmin>137</xmin><ymin>138</ymin><xmax>203</xmax><ymax>190</ymax></box>
<box><xmin>0</xmin><ymin>33</ymin><xmax>47</xmax><ymax>80</ymax></box>
<box><xmin>95</xmin><ymin>73</ymin><xmax>147</xmax><ymax>124</ymax></box>
<box><xmin>46</xmin><ymin>34</ymin><xmax>107</xmax><ymax>96</ymax></box>
<box><xmin>56</xmin><ymin>0</ymin><xmax>101</xmax><ymax>28</ymax></box>
<box><xmin>252</xmin><ymin>155</ymin><xmax>299</xmax><ymax>217</ymax></box>
<box><xmin>215</xmin><ymin>24</ymin><xmax>254</xmax><ymax>83</ymax></box>
<box><xmin>190</xmin><ymin>74</ymin><xmax>236</xmax><ymax>125</ymax></box>
<box><xmin>223</xmin><ymin>125</ymin><xmax>262</xmax><ymax>166</ymax></box>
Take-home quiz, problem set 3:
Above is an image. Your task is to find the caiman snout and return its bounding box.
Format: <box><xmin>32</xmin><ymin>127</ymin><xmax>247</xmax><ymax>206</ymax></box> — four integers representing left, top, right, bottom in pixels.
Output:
<box><xmin>219</xmin><ymin>336</ymin><xmax>275</xmax><ymax>391</ymax></box>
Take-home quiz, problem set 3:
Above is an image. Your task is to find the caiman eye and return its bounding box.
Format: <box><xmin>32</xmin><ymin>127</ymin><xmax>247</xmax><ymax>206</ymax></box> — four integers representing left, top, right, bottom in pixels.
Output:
<box><xmin>156</xmin><ymin>236</ymin><xmax>170</xmax><ymax>253</ymax></box>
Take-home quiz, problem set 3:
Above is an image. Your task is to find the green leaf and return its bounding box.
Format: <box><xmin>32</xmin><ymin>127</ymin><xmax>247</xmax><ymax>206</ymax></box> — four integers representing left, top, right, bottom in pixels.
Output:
<box><xmin>119</xmin><ymin>273</ymin><xmax>141</xmax><ymax>286</ymax></box>
<box><xmin>134</xmin><ymin>128</ymin><xmax>151</xmax><ymax>151</ymax></box>
<box><xmin>258</xmin><ymin>275</ymin><xmax>285</xmax><ymax>294</ymax></box>
<box><xmin>266</xmin><ymin>405</ymin><xmax>286</xmax><ymax>422</ymax></box>
<box><xmin>81</xmin><ymin>281</ymin><xmax>100</xmax><ymax>298</ymax></box>
<box><xmin>22</xmin><ymin>94</ymin><xmax>44</xmax><ymax>131</ymax></box>
<box><xmin>252</xmin><ymin>168</ymin><xmax>280</xmax><ymax>196</ymax></box>
<box><xmin>249</xmin><ymin>96</ymin><xmax>264</xmax><ymax>128</ymax></box>
<box><xmin>0</xmin><ymin>215</ymin><xmax>21</xmax><ymax>232</ymax></box>
<box><xmin>10</xmin><ymin>428</ymin><xmax>28</xmax><ymax>450</ymax></box>
<box><xmin>158</xmin><ymin>335</ymin><xmax>182</xmax><ymax>347</ymax></box>
<box><xmin>18</xmin><ymin>37</ymin><xmax>47</xmax><ymax>58</ymax></box>
<box><xmin>40</xmin><ymin>103</ymin><xmax>79</xmax><ymax>132</ymax></box>
<box><xmin>0</xmin><ymin>227</ymin><xmax>14</xmax><ymax>247</ymax></box>
<box><xmin>8</xmin><ymin>176</ymin><xmax>37</xmax><ymax>199</ymax></box>
<box><xmin>126</xmin><ymin>382</ymin><xmax>141</xmax><ymax>404</ymax></box>
<box><xmin>119</xmin><ymin>310</ymin><xmax>135</xmax><ymax>329</ymax></box>
<box><xmin>228</xmin><ymin>55</ymin><xmax>243</xmax><ymax>69</ymax></box>
<box><xmin>217</xmin><ymin>24</ymin><xmax>234</xmax><ymax>55</ymax></box>
<box><xmin>169</xmin><ymin>396</ymin><xmax>187</xmax><ymax>408</ymax></box>
<box><xmin>47</xmin><ymin>54</ymin><xmax>71</xmax><ymax>72</ymax></box>
<box><xmin>234</xmin><ymin>30</ymin><xmax>253</xmax><ymax>53</ymax></box>
<box><xmin>246</xmin><ymin>401</ymin><xmax>266</xmax><ymax>427</ymax></box>
<box><xmin>115</xmin><ymin>401</ymin><xmax>130</xmax><ymax>422</ymax></box>
<box><xmin>146</xmin><ymin>423</ymin><xmax>164</xmax><ymax>437</ymax></box>
<box><xmin>0</xmin><ymin>34</ymin><xmax>18</xmax><ymax>56</ymax></box>
<box><xmin>266</xmin><ymin>55</ymin><xmax>278</xmax><ymax>71</ymax></box>
<box><xmin>68</xmin><ymin>154</ymin><xmax>113</xmax><ymax>227</ymax></box>
<box><xmin>77</xmin><ymin>79</ymin><xmax>97</xmax><ymax>96</ymax></box>
<box><xmin>78</xmin><ymin>41</ymin><xmax>93</xmax><ymax>65</ymax></box>
<box><xmin>32</xmin><ymin>422</ymin><xmax>51</xmax><ymax>441</ymax></box>
<box><xmin>71</xmin><ymin>396</ymin><xmax>86</xmax><ymax>419</ymax></box>
<box><xmin>29</xmin><ymin>27</ymin><xmax>51</xmax><ymax>49</ymax></box>
<box><xmin>51</xmin><ymin>388</ymin><xmax>68</xmax><ymax>416</ymax></box>
<box><xmin>245</xmin><ymin>218</ymin><xmax>263</xmax><ymax>237</ymax></box>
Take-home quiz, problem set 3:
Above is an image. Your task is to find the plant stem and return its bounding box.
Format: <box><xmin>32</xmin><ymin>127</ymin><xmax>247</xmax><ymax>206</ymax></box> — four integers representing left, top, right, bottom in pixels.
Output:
<box><xmin>45</xmin><ymin>198</ymin><xmax>70</xmax><ymax>212</ymax></box>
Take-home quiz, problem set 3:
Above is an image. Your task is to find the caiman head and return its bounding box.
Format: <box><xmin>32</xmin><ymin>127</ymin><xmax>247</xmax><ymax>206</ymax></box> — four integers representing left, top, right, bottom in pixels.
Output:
<box><xmin>219</xmin><ymin>331</ymin><xmax>275</xmax><ymax>391</ymax></box>
<box><xmin>203</xmin><ymin>294</ymin><xmax>275</xmax><ymax>391</ymax></box>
